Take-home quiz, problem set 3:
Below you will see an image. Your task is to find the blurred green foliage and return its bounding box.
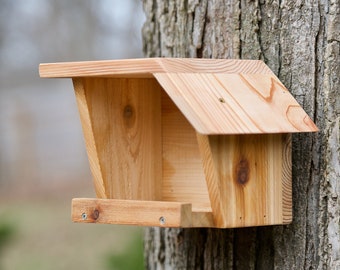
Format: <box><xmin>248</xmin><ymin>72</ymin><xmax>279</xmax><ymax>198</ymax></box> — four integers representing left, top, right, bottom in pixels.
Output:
<box><xmin>0</xmin><ymin>219</ymin><xmax>16</xmax><ymax>269</ymax></box>
<box><xmin>105</xmin><ymin>231</ymin><xmax>144</xmax><ymax>270</ymax></box>
<box><xmin>0</xmin><ymin>221</ymin><xmax>16</xmax><ymax>253</ymax></box>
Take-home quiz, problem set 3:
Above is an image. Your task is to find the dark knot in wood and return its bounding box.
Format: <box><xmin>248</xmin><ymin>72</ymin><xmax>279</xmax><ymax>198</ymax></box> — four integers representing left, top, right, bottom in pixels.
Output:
<box><xmin>123</xmin><ymin>105</ymin><xmax>135</xmax><ymax>128</ymax></box>
<box><xmin>236</xmin><ymin>158</ymin><xmax>250</xmax><ymax>185</ymax></box>
<box><xmin>123</xmin><ymin>105</ymin><xmax>133</xmax><ymax>118</ymax></box>
<box><xmin>92</xmin><ymin>209</ymin><xmax>99</xmax><ymax>220</ymax></box>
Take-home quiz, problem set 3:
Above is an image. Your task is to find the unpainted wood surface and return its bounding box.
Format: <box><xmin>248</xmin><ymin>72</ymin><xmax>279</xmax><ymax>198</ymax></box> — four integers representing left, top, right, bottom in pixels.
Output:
<box><xmin>73</xmin><ymin>78</ymin><xmax>106</xmax><ymax>198</ymax></box>
<box><xmin>39</xmin><ymin>58</ymin><xmax>273</xmax><ymax>78</ymax></box>
<box><xmin>68</xmin><ymin>61</ymin><xmax>297</xmax><ymax>228</ymax></box>
<box><xmin>161</xmin><ymin>91</ymin><xmax>211</xmax><ymax>208</ymax></box>
<box><xmin>282</xmin><ymin>134</ymin><xmax>292</xmax><ymax>223</ymax></box>
<box><xmin>72</xmin><ymin>198</ymin><xmax>214</xmax><ymax>227</ymax></box>
<box><xmin>196</xmin><ymin>133</ymin><xmax>225</xmax><ymax>226</ymax></box>
<box><xmin>197</xmin><ymin>133</ymin><xmax>290</xmax><ymax>227</ymax></box>
<box><xmin>154</xmin><ymin>73</ymin><xmax>318</xmax><ymax>134</ymax></box>
<box><xmin>72</xmin><ymin>198</ymin><xmax>192</xmax><ymax>227</ymax></box>
<box><xmin>41</xmin><ymin>58</ymin><xmax>318</xmax><ymax>135</ymax></box>
<box><xmin>79</xmin><ymin>78</ymin><xmax>162</xmax><ymax>200</ymax></box>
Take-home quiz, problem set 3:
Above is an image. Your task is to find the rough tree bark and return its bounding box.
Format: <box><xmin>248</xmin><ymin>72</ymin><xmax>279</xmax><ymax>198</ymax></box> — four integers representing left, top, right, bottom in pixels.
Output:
<box><xmin>142</xmin><ymin>0</ymin><xmax>339</xmax><ymax>269</ymax></box>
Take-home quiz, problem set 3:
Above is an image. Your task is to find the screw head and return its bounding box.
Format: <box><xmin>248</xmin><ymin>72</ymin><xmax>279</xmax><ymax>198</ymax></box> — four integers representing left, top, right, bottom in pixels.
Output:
<box><xmin>159</xmin><ymin>216</ymin><xmax>166</xmax><ymax>225</ymax></box>
<box><xmin>81</xmin><ymin>213</ymin><xmax>87</xmax><ymax>220</ymax></box>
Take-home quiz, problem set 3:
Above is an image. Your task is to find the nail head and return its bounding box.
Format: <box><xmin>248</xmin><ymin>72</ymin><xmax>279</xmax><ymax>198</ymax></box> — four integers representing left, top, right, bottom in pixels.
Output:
<box><xmin>159</xmin><ymin>216</ymin><xmax>166</xmax><ymax>225</ymax></box>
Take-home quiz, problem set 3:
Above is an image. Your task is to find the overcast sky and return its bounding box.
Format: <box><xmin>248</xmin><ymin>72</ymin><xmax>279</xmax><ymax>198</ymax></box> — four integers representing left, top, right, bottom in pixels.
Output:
<box><xmin>0</xmin><ymin>0</ymin><xmax>145</xmax><ymax>74</ymax></box>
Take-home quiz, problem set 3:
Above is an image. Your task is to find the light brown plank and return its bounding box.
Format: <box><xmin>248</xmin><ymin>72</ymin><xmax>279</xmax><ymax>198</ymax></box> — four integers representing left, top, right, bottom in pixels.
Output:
<box><xmin>161</xmin><ymin>91</ymin><xmax>211</xmax><ymax>208</ymax></box>
<box><xmin>154</xmin><ymin>73</ymin><xmax>318</xmax><ymax>134</ymax></box>
<box><xmin>39</xmin><ymin>58</ymin><xmax>273</xmax><ymax>78</ymax></box>
<box><xmin>191</xmin><ymin>207</ymin><xmax>215</xmax><ymax>228</ymax></box>
<box><xmin>282</xmin><ymin>134</ymin><xmax>292</xmax><ymax>223</ymax></box>
<box><xmin>197</xmin><ymin>133</ymin><xmax>289</xmax><ymax>227</ymax></box>
<box><xmin>81</xmin><ymin>78</ymin><xmax>162</xmax><ymax>200</ymax></box>
<box><xmin>196</xmin><ymin>133</ymin><xmax>227</xmax><ymax>227</ymax></box>
<box><xmin>73</xmin><ymin>78</ymin><xmax>106</xmax><ymax>198</ymax></box>
<box><xmin>72</xmin><ymin>198</ymin><xmax>193</xmax><ymax>227</ymax></box>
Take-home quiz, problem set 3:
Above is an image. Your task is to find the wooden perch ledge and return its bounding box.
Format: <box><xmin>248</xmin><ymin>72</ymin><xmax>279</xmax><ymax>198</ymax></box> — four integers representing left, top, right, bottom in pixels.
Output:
<box><xmin>72</xmin><ymin>198</ymin><xmax>214</xmax><ymax>228</ymax></box>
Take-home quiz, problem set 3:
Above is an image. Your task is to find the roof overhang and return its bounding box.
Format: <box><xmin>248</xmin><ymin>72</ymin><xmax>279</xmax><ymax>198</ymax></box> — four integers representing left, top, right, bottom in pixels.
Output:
<box><xmin>39</xmin><ymin>58</ymin><xmax>318</xmax><ymax>134</ymax></box>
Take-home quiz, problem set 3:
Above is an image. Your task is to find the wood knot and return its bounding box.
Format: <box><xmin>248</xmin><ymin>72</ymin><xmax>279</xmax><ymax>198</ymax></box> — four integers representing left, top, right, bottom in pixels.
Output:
<box><xmin>92</xmin><ymin>209</ymin><xmax>99</xmax><ymax>220</ymax></box>
<box><xmin>218</xmin><ymin>97</ymin><xmax>225</xmax><ymax>103</ymax></box>
<box><xmin>235</xmin><ymin>158</ymin><xmax>250</xmax><ymax>185</ymax></box>
<box><xmin>123</xmin><ymin>105</ymin><xmax>133</xmax><ymax>118</ymax></box>
<box><xmin>123</xmin><ymin>105</ymin><xmax>135</xmax><ymax>128</ymax></box>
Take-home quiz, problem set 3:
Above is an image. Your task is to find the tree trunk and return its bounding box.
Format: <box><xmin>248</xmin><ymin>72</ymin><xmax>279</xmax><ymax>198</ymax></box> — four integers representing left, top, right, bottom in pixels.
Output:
<box><xmin>142</xmin><ymin>0</ymin><xmax>339</xmax><ymax>269</ymax></box>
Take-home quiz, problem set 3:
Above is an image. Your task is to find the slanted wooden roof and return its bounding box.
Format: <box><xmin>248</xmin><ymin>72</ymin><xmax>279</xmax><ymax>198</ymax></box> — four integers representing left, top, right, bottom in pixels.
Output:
<box><xmin>39</xmin><ymin>58</ymin><xmax>318</xmax><ymax>134</ymax></box>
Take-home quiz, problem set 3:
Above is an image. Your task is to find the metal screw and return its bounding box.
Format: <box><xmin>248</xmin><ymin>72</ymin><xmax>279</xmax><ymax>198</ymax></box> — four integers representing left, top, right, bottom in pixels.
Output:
<box><xmin>159</xmin><ymin>216</ymin><xmax>166</xmax><ymax>225</ymax></box>
<box><xmin>81</xmin><ymin>213</ymin><xmax>87</xmax><ymax>220</ymax></box>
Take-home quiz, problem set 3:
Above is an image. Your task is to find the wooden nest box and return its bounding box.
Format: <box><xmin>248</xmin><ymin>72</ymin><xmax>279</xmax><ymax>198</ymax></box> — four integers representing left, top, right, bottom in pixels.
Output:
<box><xmin>39</xmin><ymin>58</ymin><xmax>318</xmax><ymax>228</ymax></box>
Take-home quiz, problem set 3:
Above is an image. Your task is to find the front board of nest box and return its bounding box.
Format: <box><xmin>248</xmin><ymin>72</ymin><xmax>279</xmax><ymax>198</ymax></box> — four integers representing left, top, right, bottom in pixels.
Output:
<box><xmin>197</xmin><ymin>133</ymin><xmax>292</xmax><ymax>227</ymax></box>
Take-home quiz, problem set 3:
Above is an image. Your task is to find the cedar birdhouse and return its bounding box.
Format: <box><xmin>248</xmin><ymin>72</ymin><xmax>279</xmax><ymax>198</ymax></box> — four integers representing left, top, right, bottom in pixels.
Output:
<box><xmin>39</xmin><ymin>58</ymin><xmax>318</xmax><ymax>228</ymax></box>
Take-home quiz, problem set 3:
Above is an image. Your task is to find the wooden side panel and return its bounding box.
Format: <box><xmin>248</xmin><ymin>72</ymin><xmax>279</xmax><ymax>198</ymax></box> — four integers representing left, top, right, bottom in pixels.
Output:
<box><xmin>282</xmin><ymin>134</ymin><xmax>292</xmax><ymax>223</ymax></box>
<box><xmin>196</xmin><ymin>133</ymin><xmax>227</xmax><ymax>227</ymax></box>
<box><xmin>161</xmin><ymin>91</ymin><xmax>211</xmax><ymax>208</ymax></box>
<box><xmin>78</xmin><ymin>78</ymin><xmax>162</xmax><ymax>200</ymax></box>
<box><xmin>73</xmin><ymin>78</ymin><xmax>106</xmax><ymax>198</ymax></box>
<box><xmin>264</xmin><ymin>134</ymin><xmax>283</xmax><ymax>225</ymax></box>
<box><xmin>198</xmin><ymin>134</ymin><xmax>289</xmax><ymax>227</ymax></box>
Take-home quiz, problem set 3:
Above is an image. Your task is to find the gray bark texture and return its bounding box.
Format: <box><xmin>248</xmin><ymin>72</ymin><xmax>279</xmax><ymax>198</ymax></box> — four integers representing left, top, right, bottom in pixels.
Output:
<box><xmin>142</xmin><ymin>0</ymin><xmax>339</xmax><ymax>269</ymax></box>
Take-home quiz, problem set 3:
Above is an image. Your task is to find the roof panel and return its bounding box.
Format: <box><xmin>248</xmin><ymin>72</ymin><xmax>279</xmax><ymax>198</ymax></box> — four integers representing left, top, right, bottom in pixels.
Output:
<box><xmin>39</xmin><ymin>58</ymin><xmax>318</xmax><ymax>134</ymax></box>
<box><xmin>154</xmin><ymin>72</ymin><xmax>318</xmax><ymax>134</ymax></box>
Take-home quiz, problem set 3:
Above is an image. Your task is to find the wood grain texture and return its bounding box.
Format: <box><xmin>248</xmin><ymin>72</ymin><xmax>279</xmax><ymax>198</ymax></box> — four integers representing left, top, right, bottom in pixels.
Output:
<box><xmin>72</xmin><ymin>198</ymin><xmax>192</xmax><ymax>227</ymax></box>
<box><xmin>41</xmin><ymin>58</ymin><xmax>318</xmax><ymax>135</ymax></box>
<box><xmin>282</xmin><ymin>134</ymin><xmax>292</xmax><ymax>223</ymax></box>
<box><xmin>191</xmin><ymin>207</ymin><xmax>214</xmax><ymax>228</ymax></box>
<box><xmin>154</xmin><ymin>73</ymin><xmax>318</xmax><ymax>134</ymax></box>
<box><xmin>196</xmin><ymin>133</ymin><xmax>226</xmax><ymax>227</ymax></box>
<box><xmin>39</xmin><ymin>58</ymin><xmax>273</xmax><ymax>78</ymax></box>
<box><xmin>197</xmin><ymin>133</ymin><xmax>289</xmax><ymax>228</ymax></box>
<box><xmin>50</xmin><ymin>59</ymin><xmax>302</xmax><ymax>229</ymax></box>
<box><xmin>72</xmin><ymin>74</ymin><xmax>294</xmax><ymax>228</ymax></box>
<box><xmin>80</xmin><ymin>78</ymin><xmax>162</xmax><ymax>200</ymax></box>
<box><xmin>73</xmin><ymin>78</ymin><xmax>106</xmax><ymax>198</ymax></box>
<box><xmin>161</xmin><ymin>91</ymin><xmax>211</xmax><ymax>208</ymax></box>
<box><xmin>72</xmin><ymin>198</ymin><xmax>214</xmax><ymax>227</ymax></box>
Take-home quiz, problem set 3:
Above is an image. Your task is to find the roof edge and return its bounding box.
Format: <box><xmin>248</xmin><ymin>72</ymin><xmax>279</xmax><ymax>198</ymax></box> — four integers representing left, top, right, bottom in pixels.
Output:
<box><xmin>39</xmin><ymin>58</ymin><xmax>274</xmax><ymax>78</ymax></box>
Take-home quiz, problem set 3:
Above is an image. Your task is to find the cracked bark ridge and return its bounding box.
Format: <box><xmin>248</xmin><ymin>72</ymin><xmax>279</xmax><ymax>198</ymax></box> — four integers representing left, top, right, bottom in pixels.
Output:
<box><xmin>142</xmin><ymin>0</ymin><xmax>340</xmax><ymax>269</ymax></box>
